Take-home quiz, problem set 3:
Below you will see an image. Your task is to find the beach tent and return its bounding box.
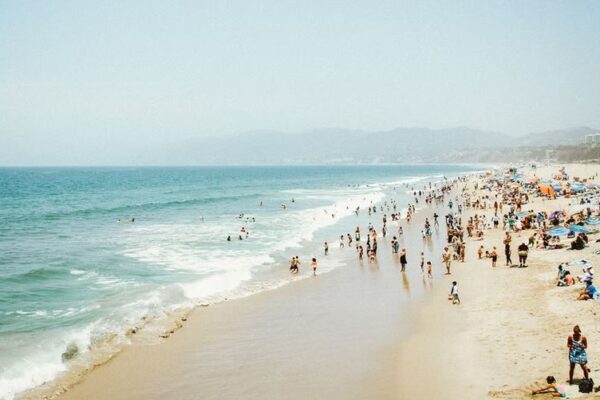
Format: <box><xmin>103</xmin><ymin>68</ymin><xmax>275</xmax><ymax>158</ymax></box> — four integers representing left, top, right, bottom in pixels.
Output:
<box><xmin>538</xmin><ymin>184</ymin><xmax>555</xmax><ymax>196</ymax></box>
<box><xmin>551</xmin><ymin>183</ymin><xmax>563</xmax><ymax>192</ymax></box>
<box><xmin>571</xmin><ymin>185</ymin><xmax>586</xmax><ymax>192</ymax></box>
<box><xmin>548</xmin><ymin>227</ymin><xmax>570</xmax><ymax>237</ymax></box>
<box><xmin>569</xmin><ymin>225</ymin><xmax>589</xmax><ymax>234</ymax></box>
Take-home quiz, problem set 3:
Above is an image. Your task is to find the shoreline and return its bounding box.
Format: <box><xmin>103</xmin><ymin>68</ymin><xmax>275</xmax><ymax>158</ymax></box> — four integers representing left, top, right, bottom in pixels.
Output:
<box><xmin>19</xmin><ymin>163</ymin><xmax>600</xmax><ymax>400</ymax></box>
<box><xmin>21</xmin><ymin>170</ymin><xmax>458</xmax><ymax>399</ymax></box>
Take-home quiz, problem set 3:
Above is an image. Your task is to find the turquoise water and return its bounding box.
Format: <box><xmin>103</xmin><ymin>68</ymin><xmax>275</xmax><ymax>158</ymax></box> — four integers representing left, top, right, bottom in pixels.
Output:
<box><xmin>0</xmin><ymin>165</ymin><xmax>474</xmax><ymax>398</ymax></box>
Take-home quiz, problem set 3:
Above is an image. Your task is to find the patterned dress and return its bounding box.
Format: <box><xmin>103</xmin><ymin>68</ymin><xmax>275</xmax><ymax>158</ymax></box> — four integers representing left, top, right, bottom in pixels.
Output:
<box><xmin>569</xmin><ymin>337</ymin><xmax>588</xmax><ymax>365</ymax></box>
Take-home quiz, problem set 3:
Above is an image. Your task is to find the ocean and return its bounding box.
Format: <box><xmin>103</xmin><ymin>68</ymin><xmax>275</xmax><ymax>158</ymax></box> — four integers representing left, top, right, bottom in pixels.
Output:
<box><xmin>0</xmin><ymin>165</ymin><xmax>475</xmax><ymax>399</ymax></box>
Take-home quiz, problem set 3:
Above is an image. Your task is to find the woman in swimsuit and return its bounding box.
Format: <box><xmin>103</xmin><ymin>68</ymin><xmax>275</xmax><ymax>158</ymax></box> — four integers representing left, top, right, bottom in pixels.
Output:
<box><xmin>490</xmin><ymin>247</ymin><xmax>498</xmax><ymax>268</ymax></box>
<box><xmin>567</xmin><ymin>325</ymin><xmax>590</xmax><ymax>384</ymax></box>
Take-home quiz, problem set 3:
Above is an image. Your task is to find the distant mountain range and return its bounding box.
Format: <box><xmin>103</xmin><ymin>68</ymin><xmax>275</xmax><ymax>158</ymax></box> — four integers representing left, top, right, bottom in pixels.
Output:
<box><xmin>163</xmin><ymin>126</ymin><xmax>596</xmax><ymax>165</ymax></box>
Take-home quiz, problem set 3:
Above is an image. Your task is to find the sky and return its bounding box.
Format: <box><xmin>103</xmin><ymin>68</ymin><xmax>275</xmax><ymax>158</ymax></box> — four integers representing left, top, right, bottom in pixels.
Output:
<box><xmin>1</xmin><ymin>0</ymin><xmax>599</xmax><ymax>165</ymax></box>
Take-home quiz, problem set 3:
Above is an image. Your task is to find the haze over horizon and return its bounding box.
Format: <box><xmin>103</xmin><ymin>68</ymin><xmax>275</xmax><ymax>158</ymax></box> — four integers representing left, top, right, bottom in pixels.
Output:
<box><xmin>1</xmin><ymin>1</ymin><xmax>599</xmax><ymax>165</ymax></box>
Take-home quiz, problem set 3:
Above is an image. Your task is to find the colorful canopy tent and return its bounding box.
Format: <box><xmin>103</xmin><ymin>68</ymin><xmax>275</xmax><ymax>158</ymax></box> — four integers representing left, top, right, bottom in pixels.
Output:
<box><xmin>548</xmin><ymin>227</ymin><xmax>570</xmax><ymax>237</ymax></box>
<box><xmin>538</xmin><ymin>184</ymin><xmax>555</xmax><ymax>196</ymax></box>
<box><xmin>569</xmin><ymin>225</ymin><xmax>589</xmax><ymax>234</ymax></box>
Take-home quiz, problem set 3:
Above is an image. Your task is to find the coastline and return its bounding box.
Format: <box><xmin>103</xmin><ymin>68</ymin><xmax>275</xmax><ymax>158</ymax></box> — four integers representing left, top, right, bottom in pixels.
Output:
<box><xmin>22</xmin><ymin>172</ymin><xmax>455</xmax><ymax>400</ymax></box>
<box><xmin>19</xmin><ymin>163</ymin><xmax>600</xmax><ymax>399</ymax></box>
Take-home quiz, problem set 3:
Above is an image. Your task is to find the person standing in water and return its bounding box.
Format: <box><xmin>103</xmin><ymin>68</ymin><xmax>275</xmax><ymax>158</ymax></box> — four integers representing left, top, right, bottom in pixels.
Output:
<box><xmin>420</xmin><ymin>252</ymin><xmax>425</xmax><ymax>272</ymax></box>
<box><xmin>311</xmin><ymin>258</ymin><xmax>318</xmax><ymax>276</ymax></box>
<box><xmin>324</xmin><ymin>242</ymin><xmax>329</xmax><ymax>255</ymax></box>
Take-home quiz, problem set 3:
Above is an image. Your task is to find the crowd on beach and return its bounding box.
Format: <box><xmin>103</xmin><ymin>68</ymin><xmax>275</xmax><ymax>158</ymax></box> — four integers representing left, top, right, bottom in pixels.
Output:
<box><xmin>222</xmin><ymin>164</ymin><xmax>599</xmax><ymax>397</ymax></box>
<box><xmin>288</xmin><ymin>164</ymin><xmax>600</xmax><ymax>397</ymax></box>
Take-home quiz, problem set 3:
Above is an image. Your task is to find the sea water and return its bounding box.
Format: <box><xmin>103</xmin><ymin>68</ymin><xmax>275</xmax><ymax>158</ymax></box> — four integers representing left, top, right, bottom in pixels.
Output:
<box><xmin>0</xmin><ymin>165</ymin><xmax>474</xmax><ymax>399</ymax></box>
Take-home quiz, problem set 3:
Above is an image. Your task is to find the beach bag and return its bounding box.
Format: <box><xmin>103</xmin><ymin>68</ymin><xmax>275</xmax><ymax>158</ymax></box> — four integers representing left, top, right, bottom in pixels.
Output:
<box><xmin>578</xmin><ymin>378</ymin><xmax>594</xmax><ymax>393</ymax></box>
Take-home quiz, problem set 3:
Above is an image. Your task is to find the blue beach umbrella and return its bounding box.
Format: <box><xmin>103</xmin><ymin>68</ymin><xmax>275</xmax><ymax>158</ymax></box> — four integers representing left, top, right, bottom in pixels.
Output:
<box><xmin>571</xmin><ymin>185</ymin><xmax>586</xmax><ymax>192</ymax></box>
<box><xmin>548</xmin><ymin>227</ymin><xmax>570</xmax><ymax>237</ymax></box>
<box><xmin>586</xmin><ymin>217</ymin><xmax>600</xmax><ymax>226</ymax></box>
<box><xmin>569</xmin><ymin>225</ymin><xmax>589</xmax><ymax>234</ymax></box>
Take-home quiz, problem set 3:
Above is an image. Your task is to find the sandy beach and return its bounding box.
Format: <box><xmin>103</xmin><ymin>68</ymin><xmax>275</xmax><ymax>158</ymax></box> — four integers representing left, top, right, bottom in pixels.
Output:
<box><xmin>21</xmin><ymin>163</ymin><xmax>600</xmax><ymax>400</ymax></box>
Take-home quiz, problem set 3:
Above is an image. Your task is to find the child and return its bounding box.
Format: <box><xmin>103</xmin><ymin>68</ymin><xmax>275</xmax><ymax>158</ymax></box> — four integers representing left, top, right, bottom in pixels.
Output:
<box><xmin>449</xmin><ymin>281</ymin><xmax>460</xmax><ymax>304</ymax></box>
<box><xmin>311</xmin><ymin>257</ymin><xmax>318</xmax><ymax>276</ymax></box>
<box><xmin>531</xmin><ymin>376</ymin><xmax>566</xmax><ymax>397</ymax></box>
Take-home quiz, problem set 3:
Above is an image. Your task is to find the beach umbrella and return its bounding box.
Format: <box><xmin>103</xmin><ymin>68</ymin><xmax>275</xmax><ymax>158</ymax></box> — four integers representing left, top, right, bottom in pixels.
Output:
<box><xmin>549</xmin><ymin>210</ymin><xmax>563</xmax><ymax>220</ymax></box>
<box><xmin>586</xmin><ymin>217</ymin><xmax>600</xmax><ymax>226</ymax></box>
<box><xmin>569</xmin><ymin>225</ymin><xmax>589</xmax><ymax>234</ymax></box>
<box><xmin>548</xmin><ymin>227</ymin><xmax>570</xmax><ymax>237</ymax></box>
<box><xmin>571</xmin><ymin>185</ymin><xmax>586</xmax><ymax>192</ymax></box>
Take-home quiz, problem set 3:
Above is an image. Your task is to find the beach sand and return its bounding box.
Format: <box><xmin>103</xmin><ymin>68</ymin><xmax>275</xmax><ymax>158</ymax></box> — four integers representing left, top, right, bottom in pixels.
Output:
<box><xmin>23</xmin><ymin>163</ymin><xmax>600</xmax><ymax>400</ymax></box>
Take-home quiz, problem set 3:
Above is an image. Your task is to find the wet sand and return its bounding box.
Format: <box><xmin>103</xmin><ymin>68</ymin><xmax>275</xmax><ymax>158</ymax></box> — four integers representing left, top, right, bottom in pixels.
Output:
<box><xmin>43</xmin><ymin>190</ymin><xmax>451</xmax><ymax>400</ymax></box>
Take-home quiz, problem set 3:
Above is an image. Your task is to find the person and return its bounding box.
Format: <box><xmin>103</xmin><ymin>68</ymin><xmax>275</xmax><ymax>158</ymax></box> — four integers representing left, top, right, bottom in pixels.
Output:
<box><xmin>442</xmin><ymin>247</ymin><xmax>451</xmax><ymax>274</ymax></box>
<box><xmin>567</xmin><ymin>325</ymin><xmax>590</xmax><ymax>385</ymax></box>
<box><xmin>311</xmin><ymin>257</ymin><xmax>318</xmax><ymax>276</ymax></box>
<box><xmin>531</xmin><ymin>376</ymin><xmax>567</xmax><ymax>397</ymax></box>
<box><xmin>477</xmin><ymin>245</ymin><xmax>484</xmax><ymax>260</ymax></box>
<box><xmin>427</xmin><ymin>261</ymin><xmax>433</xmax><ymax>278</ymax></box>
<box><xmin>358</xmin><ymin>245</ymin><xmax>364</xmax><ymax>260</ymax></box>
<box><xmin>449</xmin><ymin>281</ymin><xmax>460</xmax><ymax>304</ymax></box>
<box><xmin>420</xmin><ymin>252</ymin><xmax>425</xmax><ymax>272</ymax></box>
<box><xmin>227</xmin><ymin>235</ymin><xmax>231</xmax><ymax>242</ymax></box>
<box><xmin>517</xmin><ymin>242</ymin><xmax>529</xmax><ymax>267</ymax></box>
<box><xmin>339</xmin><ymin>235</ymin><xmax>345</xmax><ymax>248</ymax></box>
<box><xmin>289</xmin><ymin>257</ymin><xmax>298</xmax><ymax>274</ymax></box>
<box><xmin>400</xmin><ymin>249</ymin><xmax>407</xmax><ymax>271</ymax></box>
<box><xmin>324</xmin><ymin>242</ymin><xmax>329</xmax><ymax>255</ymax></box>
<box><xmin>490</xmin><ymin>247</ymin><xmax>498</xmax><ymax>268</ymax></box>
<box><xmin>577</xmin><ymin>279</ymin><xmax>597</xmax><ymax>300</ymax></box>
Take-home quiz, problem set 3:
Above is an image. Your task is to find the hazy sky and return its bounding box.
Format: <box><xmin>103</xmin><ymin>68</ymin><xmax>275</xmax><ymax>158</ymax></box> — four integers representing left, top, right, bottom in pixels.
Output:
<box><xmin>1</xmin><ymin>0</ymin><xmax>599</xmax><ymax>164</ymax></box>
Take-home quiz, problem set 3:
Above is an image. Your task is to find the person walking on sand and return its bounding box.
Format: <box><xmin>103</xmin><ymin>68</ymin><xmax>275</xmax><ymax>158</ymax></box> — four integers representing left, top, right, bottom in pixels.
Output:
<box><xmin>490</xmin><ymin>247</ymin><xmax>498</xmax><ymax>268</ymax></box>
<box><xmin>449</xmin><ymin>281</ymin><xmax>460</xmax><ymax>304</ymax></box>
<box><xmin>443</xmin><ymin>247</ymin><xmax>452</xmax><ymax>274</ymax></box>
<box><xmin>420</xmin><ymin>252</ymin><xmax>425</xmax><ymax>272</ymax></box>
<box><xmin>567</xmin><ymin>325</ymin><xmax>590</xmax><ymax>385</ymax></box>
<box><xmin>311</xmin><ymin>257</ymin><xmax>318</xmax><ymax>276</ymax></box>
<box><xmin>504</xmin><ymin>232</ymin><xmax>513</xmax><ymax>266</ymax></box>
<box><xmin>477</xmin><ymin>245</ymin><xmax>484</xmax><ymax>260</ymax></box>
<box><xmin>427</xmin><ymin>261</ymin><xmax>433</xmax><ymax>278</ymax></box>
<box><xmin>518</xmin><ymin>242</ymin><xmax>529</xmax><ymax>267</ymax></box>
<box><xmin>400</xmin><ymin>249</ymin><xmax>407</xmax><ymax>271</ymax></box>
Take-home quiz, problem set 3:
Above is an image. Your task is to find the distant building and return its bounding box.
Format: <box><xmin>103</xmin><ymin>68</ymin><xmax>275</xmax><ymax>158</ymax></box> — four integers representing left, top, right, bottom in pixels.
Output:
<box><xmin>584</xmin><ymin>133</ymin><xmax>600</xmax><ymax>146</ymax></box>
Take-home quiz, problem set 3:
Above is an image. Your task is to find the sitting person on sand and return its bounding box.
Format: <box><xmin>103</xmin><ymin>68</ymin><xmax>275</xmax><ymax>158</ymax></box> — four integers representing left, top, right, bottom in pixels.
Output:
<box><xmin>577</xmin><ymin>279</ymin><xmax>597</xmax><ymax>301</ymax></box>
<box><xmin>531</xmin><ymin>376</ymin><xmax>567</xmax><ymax>397</ymax></box>
<box><xmin>563</xmin><ymin>271</ymin><xmax>574</xmax><ymax>286</ymax></box>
